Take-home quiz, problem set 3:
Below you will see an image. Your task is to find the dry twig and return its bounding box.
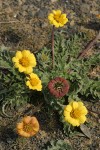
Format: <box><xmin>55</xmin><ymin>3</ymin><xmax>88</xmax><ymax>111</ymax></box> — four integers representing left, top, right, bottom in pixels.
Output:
<box><xmin>0</xmin><ymin>20</ymin><xmax>20</xmax><ymax>24</ymax></box>
<box><xmin>78</xmin><ymin>31</ymin><xmax>100</xmax><ymax>59</ymax></box>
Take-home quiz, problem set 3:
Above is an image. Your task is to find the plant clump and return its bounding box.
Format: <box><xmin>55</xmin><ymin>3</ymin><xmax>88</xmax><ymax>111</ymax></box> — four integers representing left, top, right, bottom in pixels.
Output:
<box><xmin>0</xmin><ymin>8</ymin><xmax>99</xmax><ymax>141</ymax></box>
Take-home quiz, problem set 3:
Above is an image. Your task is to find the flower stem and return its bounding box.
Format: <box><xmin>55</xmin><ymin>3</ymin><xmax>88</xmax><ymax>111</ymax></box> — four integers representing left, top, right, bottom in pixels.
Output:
<box><xmin>51</xmin><ymin>25</ymin><xmax>55</xmax><ymax>68</ymax></box>
<box><xmin>56</xmin><ymin>101</ymin><xmax>65</xmax><ymax>108</ymax></box>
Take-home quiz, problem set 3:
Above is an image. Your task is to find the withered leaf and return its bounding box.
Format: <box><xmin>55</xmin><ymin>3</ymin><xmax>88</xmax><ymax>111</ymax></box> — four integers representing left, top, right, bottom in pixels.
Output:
<box><xmin>80</xmin><ymin>124</ymin><xmax>91</xmax><ymax>139</ymax></box>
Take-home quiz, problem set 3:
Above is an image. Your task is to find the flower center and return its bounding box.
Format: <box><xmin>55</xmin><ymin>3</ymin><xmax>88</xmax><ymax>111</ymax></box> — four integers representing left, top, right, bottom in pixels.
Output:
<box><xmin>54</xmin><ymin>82</ymin><xmax>63</xmax><ymax>91</ymax></box>
<box><xmin>23</xmin><ymin>123</ymin><xmax>34</xmax><ymax>133</ymax></box>
<box><xmin>19</xmin><ymin>57</ymin><xmax>30</xmax><ymax>67</ymax></box>
<box><xmin>30</xmin><ymin>78</ymin><xmax>39</xmax><ymax>86</ymax></box>
<box><xmin>54</xmin><ymin>15</ymin><xmax>61</xmax><ymax>22</ymax></box>
<box><xmin>70</xmin><ymin>109</ymin><xmax>81</xmax><ymax>119</ymax></box>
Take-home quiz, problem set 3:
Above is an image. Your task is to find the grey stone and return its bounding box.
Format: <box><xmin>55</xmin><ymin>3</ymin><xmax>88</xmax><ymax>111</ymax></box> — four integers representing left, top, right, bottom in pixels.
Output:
<box><xmin>51</xmin><ymin>0</ymin><xmax>58</xmax><ymax>3</ymax></box>
<box><xmin>41</xmin><ymin>22</ymin><xmax>48</xmax><ymax>28</ymax></box>
<box><xmin>37</xmin><ymin>8</ymin><xmax>48</xmax><ymax>18</ymax></box>
<box><xmin>81</xmin><ymin>4</ymin><xmax>90</xmax><ymax>13</ymax></box>
<box><xmin>22</xmin><ymin>4</ymin><xmax>29</xmax><ymax>11</ymax></box>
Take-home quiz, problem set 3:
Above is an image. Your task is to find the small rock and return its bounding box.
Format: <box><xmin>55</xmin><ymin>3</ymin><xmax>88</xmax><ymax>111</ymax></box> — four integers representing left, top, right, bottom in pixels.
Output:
<box><xmin>70</xmin><ymin>20</ymin><xmax>75</xmax><ymax>26</ymax></box>
<box><xmin>28</xmin><ymin>11</ymin><xmax>36</xmax><ymax>17</ymax></box>
<box><xmin>13</xmin><ymin>146</ymin><xmax>17</xmax><ymax>150</ymax></box>
<box><xmin>37</xmin><ymin>8</ymin><xmax>48</xmax><ymax>18</ymax></box>
<box><xmin>81</xmin><ymin>4</ymin><xmax>90</xmax><ymax>13</ymax></box>
<box><xmin>0</xmin><ymin>1</ymin><xmax>2</xmax><ymax>9</ymax></box>
<box><xmin>0</xmin><ymin>116</ymin><xmax>2</xmax><ymax>120</ymax></box>
<box><xmin>5</xmin><ymin>7</ymin><xmax>13</xmax><ymax>14</ymax></box>
<box><xmin>22</xmin><ymin>5</ymin><xmax>29</xmax><ymax>11</ymax></box>
<box><xmin>51</xmin><ymin>0</ymin><xmax>58</xmax><ymax>3</ymax></box>
<box><xmin>7</xmin><ymin>138</ymin><xmax>13</xmax><ymax>144</ymax></box>
<box><xmin>22</xmin><ymin>10</ymin><xmax>27</xmax><ymax>16</ymax></box>
<box><xmin>41</xmin><ymin>22</ymin><xmax>48</xmax><ymax>28</ymax></box>
<box><xmin>18</xmin><ymin>0</ymin><xmax>23</xmax><ymax>6</ymax></box>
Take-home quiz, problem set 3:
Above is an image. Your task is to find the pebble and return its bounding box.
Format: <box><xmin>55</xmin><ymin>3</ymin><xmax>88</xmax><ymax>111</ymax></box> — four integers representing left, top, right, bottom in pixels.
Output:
<box><xmin>37</xmin><ymin>8</ymin><xmax>48</xmax><ymax>18</ymax></box>
<box><xmin>81</xmin><ymin>4</ymin><xmax>90</xmax><ymax>13</ymax></box>
<box><xmin>22</xmin><ymin>4</ymin><xmax>29</xmax><ymax>11</ymax></box>
<box><xmin>41</xmin><ymin>22</ymin><xmax>48</xmax><ymax>28</ymax></box>
<box><xmin>51</xmin><ymin>0</ymin><xmax>58</xmax><ymax>3</ymax></box>
<box><xmin>18</xmin><ymin>0</ymin><xmax>23</xmax><ymax>6</ymax></box>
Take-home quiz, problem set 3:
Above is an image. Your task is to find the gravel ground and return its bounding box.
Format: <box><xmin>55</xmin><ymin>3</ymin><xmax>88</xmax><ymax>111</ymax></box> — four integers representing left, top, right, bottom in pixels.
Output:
<box><xmin>0</xmin><ymin>0</ymin><xmax>100</xmax><ymax>150</ymax></box>
<box><xmin>0</xmin><ymin>0</ymin><xmax>100</xmax><ymax>51</ymax></box>
<box><xmin>0</xmin><ymin>101</ymin><xmax>100</xmax><ymax>150</ymax></box>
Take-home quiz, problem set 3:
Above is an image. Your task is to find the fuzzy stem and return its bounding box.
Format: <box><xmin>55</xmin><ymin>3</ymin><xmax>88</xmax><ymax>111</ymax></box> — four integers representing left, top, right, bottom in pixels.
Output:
<box><xmin>51</xmin><ymin>25</ymin><xmax>55</xmax><ymax>68</ymax></box>
<box><xmin>56</xmin><ymin>101</ymin><xmax>65</xmax><ymax>108</ymax></box>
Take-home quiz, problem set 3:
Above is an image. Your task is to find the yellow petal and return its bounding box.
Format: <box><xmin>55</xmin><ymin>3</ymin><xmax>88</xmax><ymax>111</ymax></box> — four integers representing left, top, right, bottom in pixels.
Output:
<box><xmin>18</xmin><ymin>130</ymin><xmax>30</xmax><ymax>137</ymax></box>
<box><xmin>61</xmin><ymin>14</ymin><xmax>66</xmax><ymax>19</ymax></box>
<box><xmin>59</xmin><ymin>23</ymin><xmax>64</xmax><ymax>27</ymax></box>
<box><xmin>16</xmin><ymin>122</ymin><xmax>23</xmax><ymax>130</ymax></box>
<box><xmin>23</xmin><ymin>116</ymin><xmax>31</xmax><ymax>124</ymax></box>
<box><xmin>81</xmin><ymin>106</ymin><xmax>88</xmax><ymax>115</ymax></box>
<box><xmin>52</xmin><ymin>20</ymin><xmax>59</xmax><ymax>27</ymax></box>
<box><xmin>63</xmin><ymin>18</ymin><xmax>68</xmax><ymax>24</ymax></box>
<box><xmin>78</xmin><ymin>101</ymin><xmax>83</xmax><ymax>107</ymax></box>
<box><xmin>48</xmin><ymin>14</ymin><xmax>54</xmax><ymax>20</ymax></box>
<box><xmin>26</xmin><ymin>81</ymin><xmax>30</xmax><ymax>86</ymax></box>
<box><xmin>15</xmin><ymin>51</ymin><xmax>22</xmax><ymax>59</ymax></box>
<box><xmin>64</xmin><ymin>105</ymin><xmax>72</xmax><ymax>112</ymax></box>
<box><xmin>72</xmin><ymin>101</ymin><xmax>78</xmax><ymax>109</ymax></box>
<box><xmin>64</xmin><ymin>112</ymin><xmax>70</xmax><ymax>120</ymax></box>
<box><xmin>30</xmin><ymin>73</ymin><xmax>38</xmax><ymax>78</ymax></box>
<box><xmin>29</xmin><ymin>54</ymin><xmax>37</xmax><ymax>66</ymax></box>
<box><xmin>18</xmin><ymin>65</ymin><xmax>25</xmax><ymax>72</ymax></box>
<box><xmin>35</xmin><ymin>84</ymin><xmax>42</xmax><ymax>91</ymax></box>
<box><xmin>24</xmin><ymin>67</ymin><xmax>33</xmax><ymax>74</ymax></box>
<box><xmin>79</xmin><ymin>116</ymin><xmax>86</xmax><ymax>124</ymax></box>
<box><xmin>68</xmin><ymin>118</ymin><xmax>80</xmax><ymax>126</ymax></box>
<box><xmin>22</xmin><ymin>50</ymin><xmax>31</xmax><ymax>56</ymax></box>
<box><xmin>12</xmin><ymin>57</ymin><xmax>19</xmax><ymax>63</ymax></box>
<box><xmin>53</xmin><ymin>10</ymin><xmax>61</xmax><ymax>15</ymax></box>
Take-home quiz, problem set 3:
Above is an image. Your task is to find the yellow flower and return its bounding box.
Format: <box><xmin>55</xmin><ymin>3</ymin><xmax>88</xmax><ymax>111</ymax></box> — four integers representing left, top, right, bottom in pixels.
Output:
<box><xmin>16</xmin><ymin>116</ymin><xmax>39</xmax><ymax>137</ymax></box>
<box><xmin>64</xmin><ymin>101</ymin><xmax>88</xmax><ymax>126</ymax></box>
<box><xmin>26</xmin><ymin>73</ymin><xmax>42</xmax><ymax>91</ymax></box>
<box><xmin>48</xmin><ymin>10</ymin><xmax>68</xmax><ymax>28</ymax></box>
<box><xmin>12</xmin><ymin>50</ymin><xmax>36</xmax><ymax>74</ymax></box>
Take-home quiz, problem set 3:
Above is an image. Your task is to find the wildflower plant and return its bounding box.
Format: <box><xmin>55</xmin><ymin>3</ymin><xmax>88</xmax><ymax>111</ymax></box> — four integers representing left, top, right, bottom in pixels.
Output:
<box><xmin>0</xmin><ymin>9</ymin><xmax>99</xmax><ymax>136</ymax></box>
<box><xmin>43</xmin><ymin>140</ymin><xmax>72</xmax><ymax>150</ymax></box>
<box><xmin>0</xmin><ymin>48</ymin><xmax>42</xmax><ymax>117</ymax></box>
<box><xmin>35</xmin><ymin>29</ymin><xmax>99</xmax><ymax>133</ymax></box>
